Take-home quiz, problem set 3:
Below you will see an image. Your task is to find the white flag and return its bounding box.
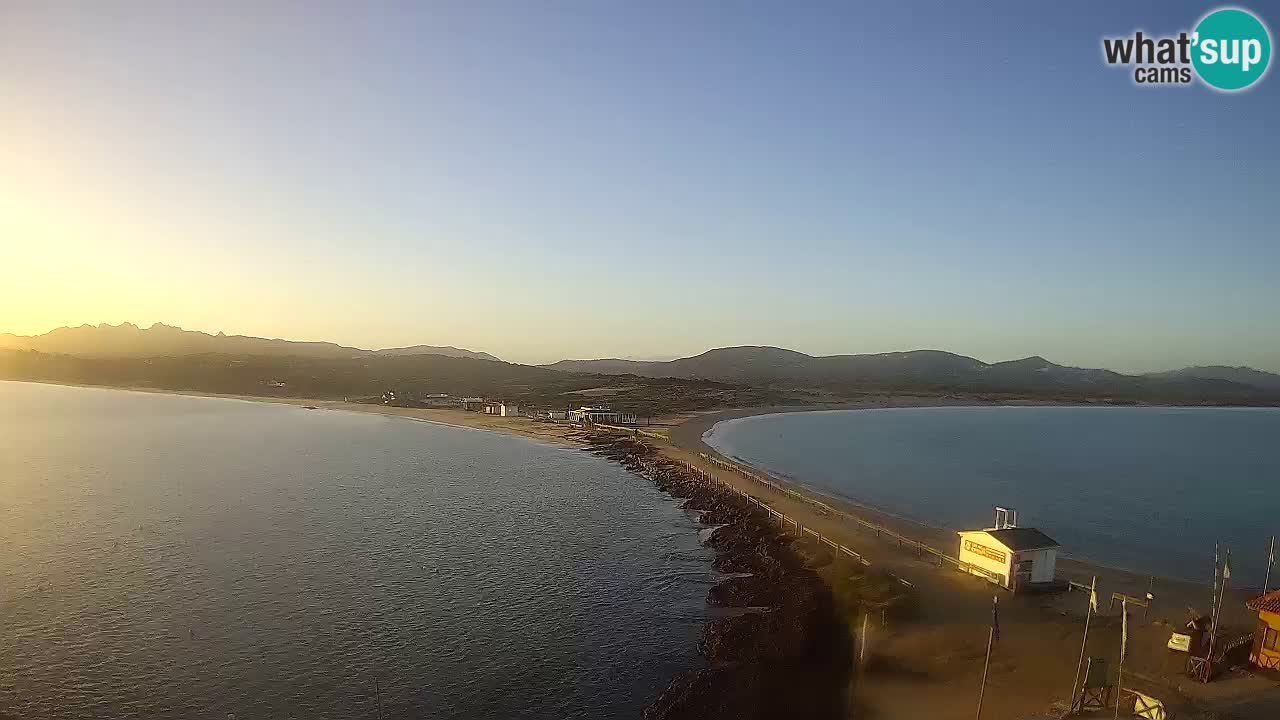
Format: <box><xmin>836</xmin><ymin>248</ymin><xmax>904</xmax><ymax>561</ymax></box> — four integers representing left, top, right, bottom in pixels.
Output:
<box><xmin>1223</xmin><ymin>553</ymin><xmax>1232</xmax><ymax>581</ymax></box>
<box><xmin>1089</xmin><ymin>587</ymin><xmax>1098</xmax><ymax>613</ymax></box>
<box><xmin>1120</xmin><ymin>599</ymin><xmax>1129</xmax><ymax>661</ymax></box>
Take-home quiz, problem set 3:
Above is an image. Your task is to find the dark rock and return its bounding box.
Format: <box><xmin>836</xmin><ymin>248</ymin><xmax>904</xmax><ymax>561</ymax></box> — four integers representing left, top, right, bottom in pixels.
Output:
<box><xmin>580</xmin><ymin>433</ymin><xmax>852</xmax><ymax>719</ymax></box>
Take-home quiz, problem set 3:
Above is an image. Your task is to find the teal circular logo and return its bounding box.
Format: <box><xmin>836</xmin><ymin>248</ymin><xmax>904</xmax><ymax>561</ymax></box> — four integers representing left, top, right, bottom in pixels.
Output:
<box><xmin>1192</xmin><ymin>8</ymin><xmax>1272</xmax><ymax>91</ymax></box>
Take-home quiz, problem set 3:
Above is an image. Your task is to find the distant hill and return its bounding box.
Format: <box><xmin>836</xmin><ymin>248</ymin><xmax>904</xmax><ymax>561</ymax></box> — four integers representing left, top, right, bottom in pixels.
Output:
<box><xmin>545</xmin><ymin>347</ymin><xmax>985</xmax><ymax>384</ymax></box>
<box><xmin>545</xmin><ymin>346</ymin><xmax>1279</xmax><ymax>403</ymax></box>
<box><xmin>5</xmin><ymin>329</ymin><xmax>1277</xmax><ymax>407</ymax></box>
<box><xmin>371</xmin><ymin>345</ymin><xmax>500</xmax><ymax>361</ymax></box>
<box><xmin>545</xmin><ymin>346</ymin><xmax>1045</xmax><ymax>385</ymax></box>
<box><xmin>1146</xmin><ymin>366</ymin><xmax>1280</xmax><ymax>391</ymax></box>
<box><xmin>0</xmin><ymin>323</ymin><xmax>500</xmax><ymax>362</ymax></box>
<box><xmin>0</xmin><ymin>349</ymin><xmax>784</xmax><ymax>417</ymax></box>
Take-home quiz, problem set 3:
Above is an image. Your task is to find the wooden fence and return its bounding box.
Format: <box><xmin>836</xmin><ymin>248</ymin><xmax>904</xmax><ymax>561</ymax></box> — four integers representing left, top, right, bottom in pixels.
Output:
<box><xmin>693</xmin><ymin>451</ymin><xmax>991</xmax><ymax>585</ymax></box>
<box><xmin>594</xmin><ymin>423</ymin><xmax>668</xmax><ymax>441</ymax></box>
<box><xmin>679</xmin><ymin>458</ymin><xmax>878</xmax><ymax>570</ymax></box>
<box><xmin>591</xmin><ymin>424</ymin><xmax>984</xmax><ymax>591</ymax></box>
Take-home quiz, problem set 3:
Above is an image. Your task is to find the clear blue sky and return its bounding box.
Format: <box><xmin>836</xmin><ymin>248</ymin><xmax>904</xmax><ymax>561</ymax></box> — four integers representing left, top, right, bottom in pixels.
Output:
<box><xmin>2</xmin><ymin>1</ymin><xmax>1277</xmax><ymax>370</ymax></box>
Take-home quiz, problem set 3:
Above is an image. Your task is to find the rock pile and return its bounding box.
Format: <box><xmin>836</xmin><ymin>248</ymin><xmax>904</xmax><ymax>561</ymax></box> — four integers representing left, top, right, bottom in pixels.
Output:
<box><xmin>584</xmin><ymin>435</ymin><xmax>851</xmax><ymax>720</ymax></box>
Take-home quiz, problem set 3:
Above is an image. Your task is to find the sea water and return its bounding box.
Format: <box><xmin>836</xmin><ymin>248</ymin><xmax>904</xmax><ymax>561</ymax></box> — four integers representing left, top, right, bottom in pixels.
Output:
<box><xmin>0</xmin><ymin>381</ymin><xmax>711</xmax><ymax>719</ymax></box>
<box><xmin>705</xmin><ymin>405</ymin><xmax>1280</xmax><ymax>585</ymax></box>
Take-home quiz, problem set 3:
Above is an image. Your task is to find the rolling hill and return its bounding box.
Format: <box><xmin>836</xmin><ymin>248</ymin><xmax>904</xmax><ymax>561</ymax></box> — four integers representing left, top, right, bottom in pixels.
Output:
<box><xmin>0</xmin><ymin>349</ymin><xmax>787</xmax><ymax>416</ymax></box>
<box><xmin>545</xmin><ymin>347</ymin><xmax>985</xmax><ymax>384</ymax></box>
<box><xmin>3</xmin><ymin>329</ymin><xmax>1277</xmax><ymax>408</ymax></box>
<box><xmin>545</xmin><ymin>346</ymin><xmax>1280</xmax><ymax>403</ymax></box>
<box><xmin>0</xmin><ymin>323</ymin><xmax>500</xmax><ymax>361</ymax></box>
<box><xmin>1145</xmin><ymin>365</ymin><xmax>1280</xmax><ymax>391</ymax></box>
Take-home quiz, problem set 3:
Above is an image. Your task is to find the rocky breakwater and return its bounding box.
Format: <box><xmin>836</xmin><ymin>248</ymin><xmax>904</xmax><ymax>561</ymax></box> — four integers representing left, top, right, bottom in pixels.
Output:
<box><xmin>585</xmin><ymin>435</ymin><xmax>851</xmax><ymax>720</ymax></box>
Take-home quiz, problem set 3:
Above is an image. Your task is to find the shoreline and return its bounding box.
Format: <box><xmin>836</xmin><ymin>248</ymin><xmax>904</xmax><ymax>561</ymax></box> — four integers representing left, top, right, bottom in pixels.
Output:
<box><xmin>12</xmin><ymin>380</ymin><xmax>1279</xmax><ymax>715</ymax></box>
<box><xmin>673</xmin><ymin>402</ymin><xmax>1275</xmax><ymax>590</ymax></box>
<box><xmin>2</xmin><ymin>378</ymin><xmax>592</xmax><ymax>449</ymax></box>
<box><xmin>10</xmin><ymin>376</ymin><xmax>1263</xmax><ymax>606</ymax></box>
<box><xmin>583</xmin><ymin>435</ymin><xmax>850</xmax><ymax>719</ymax></box>
<box><xmin>13</xmin><ymin>378</ymin><xmax>1257</xmax><ymax>595</ymax></box>
<box><xmin>662</xmin><ymin>403</ymin><xmax>1279</xmax><ymax>718</ymax></box>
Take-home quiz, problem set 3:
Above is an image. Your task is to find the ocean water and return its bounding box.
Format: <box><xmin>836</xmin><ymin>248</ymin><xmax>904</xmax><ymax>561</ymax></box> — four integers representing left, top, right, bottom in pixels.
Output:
<box><xmin>704</xmin><ymin>406</ymin><xmax>1280</xmax><ymax>585</ymax></box>
<box><xmin>0</xmin><ymin>381</ymin><xmax>711</xmax><ymax>719</ymax></box>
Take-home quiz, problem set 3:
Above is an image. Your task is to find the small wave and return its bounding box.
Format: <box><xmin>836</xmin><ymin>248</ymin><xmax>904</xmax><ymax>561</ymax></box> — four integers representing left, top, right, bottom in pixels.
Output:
<box><xmin>697</xmin><ymin>524</ymin><xmax>727</xmax><ymax>543</ymax></box>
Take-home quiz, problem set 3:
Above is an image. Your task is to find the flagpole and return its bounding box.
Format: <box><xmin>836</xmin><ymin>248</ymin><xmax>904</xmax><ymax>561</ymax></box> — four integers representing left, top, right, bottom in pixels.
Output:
<box><xmin>1204</xmin><ymin>547</ymin><xmax>1230</xmax><ymax>681</ymax></box>
<box><xmin>1069</xmin><ymin>576</ymin><xmax>1097</xmax><ymax>708</ymax></box>
<box><xmin>1114</xmin><ymin>598</ymin><xmax>1127</xmax><ymax>720</ymax></box>
<box><xmin>1212</xmin><ymin>541</ymin><xmax>1221</xmax><ymax>616</ymax></box>
<box><xmin>975</xmin><ymin>595</ymin><xmax>997</xmax><ymax>720</ymax></box>
<box><xmin>1264</xmin><ymin>535</ymin><xmax>1275</xmax><ymax>596</ymax></box>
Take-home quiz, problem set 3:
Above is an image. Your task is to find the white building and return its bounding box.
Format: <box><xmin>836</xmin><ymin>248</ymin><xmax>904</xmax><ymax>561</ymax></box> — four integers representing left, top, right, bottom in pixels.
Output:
<box><xmin>957</xmin><ymin>508</ymin><xmax>1060</xmax><ymax>593</ymax></box>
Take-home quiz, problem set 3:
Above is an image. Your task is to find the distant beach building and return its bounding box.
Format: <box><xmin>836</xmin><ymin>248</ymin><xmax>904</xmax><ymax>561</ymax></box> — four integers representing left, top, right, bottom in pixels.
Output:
<box><xmin>957</xmin><ymin>507</ymin><xmax>1060</xmax><ymax>593</ymax></box>
<box><xmin>1246</xmin><ymin>591</ymin><xmax>1280</xmax><ymax>671</ymax></box>
<box><xmin>543</xmin><ymin>410</ymin><xmax>569</xmax><ymax>421</ymax></box>
<box><xmin>570</xmin><ymin>406</ymin><xmax>637</xmax><ymax>425</ymax></box>
<box><xmin>484</xmin><ymin>401</ymin><xmax>520</xmax><ymax>417</ymax></box>
<box><xmin>460</xmin><ymin>397</ymin><xmax>486</xmax><ymax>411</ymax></box>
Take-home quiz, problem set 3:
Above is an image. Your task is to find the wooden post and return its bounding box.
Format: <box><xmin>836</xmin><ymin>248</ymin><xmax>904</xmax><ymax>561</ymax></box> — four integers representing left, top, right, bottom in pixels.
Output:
<box><xmin>1070</xmin><ymin>576</ymin><xmax>1097</xmax><ymax>708</ymax></box>
<box><xmin>860</xmin><ymin>611</ymin><xmax>870</xmax><ymax>672</ymax></box>
<box><xmin>374</xmin><ymin>677</ymin><xmax>384</xmax><ymax>720</ymax></box>
<box><xmin>1115</xmin><ymin>599</ymin><xmax>1127</xmax><ymax>719</ymax></box>
<box><xmin>975</xmin><ymin>596</ymin><xmax>997</xmax><ymax>720</ymax></box>
<box><xmin>1152</xmin><ymin>573</ymin><xmax>1162</xmax><ymax>620</ymax></box>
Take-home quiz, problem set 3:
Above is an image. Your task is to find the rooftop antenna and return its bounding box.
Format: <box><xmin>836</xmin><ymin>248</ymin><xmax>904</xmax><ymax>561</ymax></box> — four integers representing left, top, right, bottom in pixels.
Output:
<box><xmin>994</xmin><ymin>506</ymin><xmax>1017</xmax><ymax>530</ymax></box>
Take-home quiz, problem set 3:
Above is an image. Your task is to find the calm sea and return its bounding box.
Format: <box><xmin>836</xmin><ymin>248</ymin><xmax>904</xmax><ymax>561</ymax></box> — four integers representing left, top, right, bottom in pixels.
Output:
<box><xmin>704</xmin><ymin>406</ymin><xmax>1280</xmax><ymax>585</ymax></box>
<box><xmin>0</xmin><ymin>381</ymin><xmax>711</xmax><ymax>719</ymax></box>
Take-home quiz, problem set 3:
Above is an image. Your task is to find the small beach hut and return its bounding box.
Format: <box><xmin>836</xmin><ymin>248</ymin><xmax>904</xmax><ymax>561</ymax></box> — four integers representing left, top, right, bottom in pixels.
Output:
<box><xmin>957</xmin><ymin>508</ymin><xmax>1060</xmax><ymax>593</ymax></box>
<box><xmin>484</xmin><ymin>401</ymin><xmax>520</xmax><ymax>417</ymax></box>
<box><xmin>1246</xmin><ymin>591</ymin><xmax>1280</xmax><ymax>671</ymax></box>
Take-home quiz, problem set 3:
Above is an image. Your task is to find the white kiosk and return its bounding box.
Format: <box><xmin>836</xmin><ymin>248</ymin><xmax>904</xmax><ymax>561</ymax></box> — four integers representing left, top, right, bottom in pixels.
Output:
<box><xmin>957</xmin><ymin>507</ymin><xmax>1060</xmax><ymax>593</ymax></box>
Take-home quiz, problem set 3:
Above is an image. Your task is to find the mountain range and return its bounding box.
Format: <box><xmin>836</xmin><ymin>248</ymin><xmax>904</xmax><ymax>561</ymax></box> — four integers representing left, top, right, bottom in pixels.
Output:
<box><xmin>0</xmin><ymin>323</ymin><xmax>500</xmax><ymax>362</ymax></box>
<box><xmin>544</xmin><ymin>346</ymin><xmax>1280</xmax><ymax>395</ymax></box>
<box><xmin>3</xmin><ymin>325</ymin><xmax>1278</xmax><ymax>403</ymax></box>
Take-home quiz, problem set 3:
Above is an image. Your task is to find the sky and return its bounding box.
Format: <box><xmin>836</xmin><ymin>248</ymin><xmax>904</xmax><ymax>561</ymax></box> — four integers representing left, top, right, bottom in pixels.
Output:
<box><xmin>2</xmin><ymin>1</ymin><xmax>1278</xmax><ymax>370</ymax></box>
